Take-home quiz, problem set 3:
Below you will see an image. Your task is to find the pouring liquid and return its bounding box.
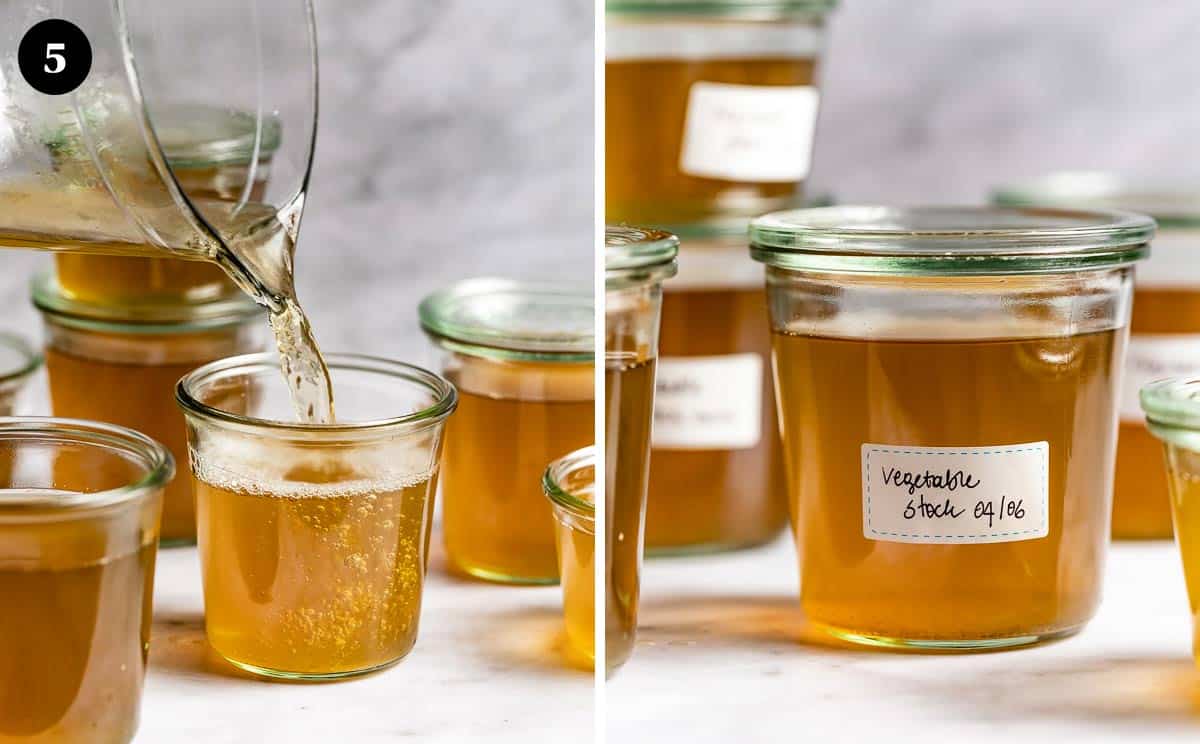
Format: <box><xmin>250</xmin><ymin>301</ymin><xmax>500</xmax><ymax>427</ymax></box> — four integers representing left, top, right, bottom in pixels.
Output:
<box><xmin>0</xmin><ymin>180</ymin><xmax>335</xmax><ymax>424</ymax></box>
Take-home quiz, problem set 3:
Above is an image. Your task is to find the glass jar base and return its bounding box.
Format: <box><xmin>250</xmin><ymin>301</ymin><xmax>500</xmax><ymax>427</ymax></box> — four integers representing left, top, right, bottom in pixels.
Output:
<box><xmin>220</xmin><ymin>652</ymin><xmax>409</xmax><ymax>681</ymax></box>
<box><xmin>646</xmin><ymin>530</ymin><xmax>785</xmax><ymax>558</ymax></box>
<box><xmin>812</xmin><ymin>621</ymin><xmax>1084</xmax><ymax>652</ymax></box>
<box><xmin>451</xmin><ymin>561</ymin><xmax>559</xmax><ymax>586</ymax></box>
<box><xmin>158</xmin><ymin>536</ymin><xmax>197</xmax><ymax>549</ymax></box>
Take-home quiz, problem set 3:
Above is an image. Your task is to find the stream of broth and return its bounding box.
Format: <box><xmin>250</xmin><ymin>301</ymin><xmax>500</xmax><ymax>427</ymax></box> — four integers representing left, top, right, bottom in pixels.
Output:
<box><xmin>0</xmin><ymin>181</ymin><xmax>334</xmax><ymax>424</ymax></box>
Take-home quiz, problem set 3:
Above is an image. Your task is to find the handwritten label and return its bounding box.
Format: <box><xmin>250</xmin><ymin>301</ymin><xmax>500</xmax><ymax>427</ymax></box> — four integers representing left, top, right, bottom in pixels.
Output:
<box><xmin>861</xmin><ymin>443</ymin><xmax>1049</xmax><ymax>544</ymax></box>
<box><xmin>1119</xmin><ymin>334</ymin><xmax>1200</xmax><ymax>422</ymax></box>
<box><xmin>652</xmin><ymin>353</ymin><xmax>762</xmax><ymax>450</ymax></box>
<box><xmin>680</xmin><ymin>82</ymin><xmax>820</xmax><ymax>183</ymax></box>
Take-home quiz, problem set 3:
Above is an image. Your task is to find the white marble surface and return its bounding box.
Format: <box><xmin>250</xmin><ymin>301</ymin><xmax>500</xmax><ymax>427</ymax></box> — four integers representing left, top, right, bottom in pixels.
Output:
<box><xmin>136</xmin><ymin>534</ymin><xmax>592</xmax><ymax>743</ymax></box>
<box><xmin>609</xmin><ymin>537</ymin><xmax>1200</xmax><ymax>742</ymax></box>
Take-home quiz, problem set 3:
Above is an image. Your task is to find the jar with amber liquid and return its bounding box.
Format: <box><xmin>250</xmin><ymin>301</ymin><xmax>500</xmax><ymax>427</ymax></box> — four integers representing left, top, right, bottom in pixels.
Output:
<box><xmin>543</xmin><ymin>446</ymin><xmax>597</xmax><ymax>669</ymax></box>
<box><xmin>642</xmin><ymin>222</ymin><xmax>788</xmax><ymax>554</ymax></box>
<box><xmin>606</xmin><ymin>226</ymin><xmax>677</xmax><ymax>673</ymax></box>
<box><xmin>53</xmin><ymin>104</ymin><xmax>281</xmax><ymax>305</ymax></box>
<box><xmin>1142</xmin><ymin>379</ymin><xmax>1200</xmax><ymax>664</ymax></box>
<box><xmin>606</xmin><ymin>0</ymin><xmax>835</xmax><ymax>225</ymax></box>
<box><xmin>751</xmin><ymin>205</ymin><xmax>1151</xmax><ymax>649</ymax></box>
<box><xmin>421</xmin><ymin>279</ymin><xmax>595</xmax><ymax>585</ymax></box>
<box><xmin>995</xmin><ymin>173</ymin><xmax>1200</xmax><ymax>539</ymax></box>
<box><xmin>33</xmin><ymin>273</ymin><xmax>262</xmax><ymax>545</ymax></box>
<box><xmin>0</xmin><ymin>418</ymin><xmax>170</xmax><ymax>744</ymax></box>
<box><xmin>178</xmin><ymin>354</ymin><xmax>456</xmax><ymax>679</ymax></box>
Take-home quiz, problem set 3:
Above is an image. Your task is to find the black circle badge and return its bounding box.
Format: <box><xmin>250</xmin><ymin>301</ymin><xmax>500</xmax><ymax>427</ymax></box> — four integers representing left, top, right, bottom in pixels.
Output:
<box><xmin>18</xmin><ymin>19</ymin><xmax>92</xmax><ymax>96</ymax></box>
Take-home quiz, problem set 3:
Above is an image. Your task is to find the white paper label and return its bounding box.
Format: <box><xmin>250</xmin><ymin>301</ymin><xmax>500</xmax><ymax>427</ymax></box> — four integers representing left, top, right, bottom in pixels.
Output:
<box><xmin>861</xmin><ymin>443</ymin><xmax>1049</xmax><ymax>544</ymax></box>
<box><xmin>680</xmin><ymin>82</ymin><xmax>820</xmax><ymax>183</ymax></box>
<box><xmin>653</xmin><ymin>353</ymin><xmax>762</xmax><ymax>450</ymax></box>
<box><xmin>1120</xmin><ymin>334</ymin><xmax>1200</xmax><ymax>422</ymax></box>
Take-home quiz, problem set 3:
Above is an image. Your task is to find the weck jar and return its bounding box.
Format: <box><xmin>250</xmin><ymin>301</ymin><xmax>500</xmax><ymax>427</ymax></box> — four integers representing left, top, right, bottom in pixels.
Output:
<box><xmin>33</xmin><ymin>273</ymin><xmax>262</xmax><ymax>545</ymax></box>
<box><xmin>750</xmin><ymin>205</ymin><xmax>1152</xmax><ymax>650</ymax></box>
<box><xmin>994</xmin><ymin>172</ymin><xmax>1200</xmax><ymax>539</ymax></box>
<box><xmin>606</xmin><ymin>0</ymin><xmax>836</xmax><ymax>225</ymax></box>
<box><xmin>421</xmin><ymin>278</ymin><xmax>595</xmax><ymax>585</ymax></box>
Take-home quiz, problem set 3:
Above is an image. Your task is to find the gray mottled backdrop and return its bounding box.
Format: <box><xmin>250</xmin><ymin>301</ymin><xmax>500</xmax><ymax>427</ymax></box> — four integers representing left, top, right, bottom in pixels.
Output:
<box><xmin>0</xmin><ymin>0</ymin><xmax>594</xmax><ymax>379</ymax></box>
<box><xmin>810</xmin><ymin>0</ymin><xmax>1200</xmax><ymax>203</ymax></box>
<box><xmin>4</xmin><ymin>1</ymin><xmax>1199</xmax><ymax>367</ymax></box>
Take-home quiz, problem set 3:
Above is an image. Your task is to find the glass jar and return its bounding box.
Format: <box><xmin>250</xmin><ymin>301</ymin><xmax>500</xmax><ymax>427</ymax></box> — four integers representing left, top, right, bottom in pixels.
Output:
<box><xmin>1141</xmin><ymin>379</ymin><xmax>1200</xmax><ymax>664</ymax></box>
<box><xmin>420</xmin><ymin>279</ymin><xmax>595</xmax><ymax>585</ymax></box>
<box><xmin>0</xmin><ymin>333</ymin><xmax>42</xmax><ymax>416</ymax></box>
<box><xmin>994</xmin><ymin>173</ymin><xmax>1200</xmax><ymax>539</ymax></box>
<box><xmin>54</xmin><ymin>105</ymin><xmax>282</xmax><ymax>305</ymax></box>
<box><xmin>605</xmin><ymin>226</ymin><xmax>677</xmax><ymax>673</ymax></box>
<box><xmin>0</xmin><ymin>418</ymin><xmax>171</xmax><ymax>744</ymax></box>
<box><xmin>642</xmin><ymin>221</ymin><xmax>787</xmax><ymax>554</ymax></box>
<box><xmin>751</xmin><ymin>205</ymin><xmax>1152</xmax><ymax>649</ymax></box>
<box><xmin>606</xmin><ymin>0</ymin><xmax>835</xmax><ymax>225</ymax></box>
<box><xmin>33</xmin><ymin>274</ymin><xmax>263</xmax><ymax>546</ymax></box>
<box><xmin>176</xmin><ymin>353</ymin><xmax>456</xmax><ymax>680</ymax></box>
<box><xmin>543</xmin><ymin>446</ymin><xmax>596</xmax><ymax>668</ymax></box>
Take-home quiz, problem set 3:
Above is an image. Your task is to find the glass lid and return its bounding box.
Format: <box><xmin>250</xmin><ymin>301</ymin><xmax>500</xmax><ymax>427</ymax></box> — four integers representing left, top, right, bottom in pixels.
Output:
<box><xmin>749</xmin><ymin>205</ymin><xmax>1155</xmax><ymax>275</ymax></box>
<box><xmin>1142</xmin><ymin>378</ymin><xmax>1200</xmax><ymax>451</ymax></box>
<box><xmin>419</xmin><ymin>278</ymin><xmax>594</xmax><ymax>360</ymax></box>
<box><xmin>606</xmin><ymin>225</ymin><xmax>680</xmax><ymax>271</ymax></box>
<box><xmin>607</xmin><ymin>0</ymin><xmax>837</xmax><ymax>17</ymax></box>
<box><xmin>31</xmin><ymin>272</ymin><xmax>262</xmax><ymax>332</ymax></box>
<box><xmin>153</xmin><ymin>103</ymin><xmax>282</xmax><ymax>169</ymax></box>
<box><xmin>992</xmin><ymin>171</ymin><xmax>1200</xmax><ymax>230</ymax></box>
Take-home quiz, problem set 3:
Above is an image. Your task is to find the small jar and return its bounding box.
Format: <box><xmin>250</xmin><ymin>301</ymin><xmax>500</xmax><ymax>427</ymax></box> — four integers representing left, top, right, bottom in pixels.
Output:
<box><xmin>751</xmin><ymin>205</ymin><xmax>1152</xmax><ymax>650</ymax></box>
<box><xmin>1142</xmin><ymin>379</ymin><xmax>1200</xmax><ymax>663</ymax></box>
<box><xmin>0</xmin><ymin>418</ymin><xmax>171</xmax><ymax>744</ymax></box>
<box><xmin>33</xmin><ymin>273</ymin><xmax>263</xmax><ymax>546</ymax></box>
<box><xmin>543</xmin><ymin>445</ymin><xmax>596</xmax><ymax>668</ymax></box>
<box><xmin>641</xmin><ymin>221</ymin><xmax>787</xmax><ymax>554</ymax></box>
<box><xmin>606</xmin><ymin>0</ymin><xmax>835</xmax><ymax>225</ymax></box>
<box><xmin>420</xmin><ymin>279</ymin><xmax>595</xmax><ymax>585</ymax></box>
<box><xmin>53</xmin><ymin>104</ymin><xmax>281</xmax><ymax>305</ymax></box>
<box><xmin>0</xmin><ymin>333</ymin><xmax>42</xmax><ymax>416</ymax></box>
<box><xmin>177</xmin><ymin>353</ymin><xmax>457</xmax><ymax>680</ymax></box>
<box><xmin>994</xmin><ymin>173</ymin><xmax>1200</xmax><ymax>539</ymax></box>
<box><xmin>605</xmin><ymin>226</ymin><xmax>677</xmax><ymax>673</ymax></box>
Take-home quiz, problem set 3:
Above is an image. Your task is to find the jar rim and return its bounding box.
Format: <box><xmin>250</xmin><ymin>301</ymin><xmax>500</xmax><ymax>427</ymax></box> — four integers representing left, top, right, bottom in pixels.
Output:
<box><xmin>607</xmin><ymin>0</ymin><xmax>837</xmax><ymax>18</ymax></box>
<box><xmin>0</xmin><ymin>417</ymin><xmax>173</xmax><ymax>516</ymax></box>
<box><xmin>606</xmin><ymin>225</ymin><xmax>679</xmax><ymax>287</ymax></box>
<box><xmin>176</xmin><ymin>352</ymin><xmax>458</xmax><ymax>437</ymax></box>
<box><xmin>419</xmin><ymin>277</ymin><xmax>594</xmax><ymax>361</ymax></box>
<box><xmin>31</xmin><ymin>272</ymin><xmax>262</xmax><ymax>333</ymax></box>
<box><xmin>991</xmin><ymin>171</ymin><xmax>1200</xmax><ymax>230</ymax></box>
<box><xmin>542</xmin><ymin>445</ymin><xmax>596</xmax><ymax>522</ymax></box>
<box><xmin>0</xmin><ymin>333</ymin><xmax>42</xmax><ymax>391</ymax></box>
<box><xmin>1142</xmin><ymin>378</ymin><xmax>1200</xmax><ymax>450</ymax></box>
<box><xmin>749</xmin><ymin>205</ymin><xmax>1154</xmax><ymax>275</ymax></box>
<box><xmin>151</xmin><ymin>103</ymin><xmax>282</xmax><ymax>169</ymax></box>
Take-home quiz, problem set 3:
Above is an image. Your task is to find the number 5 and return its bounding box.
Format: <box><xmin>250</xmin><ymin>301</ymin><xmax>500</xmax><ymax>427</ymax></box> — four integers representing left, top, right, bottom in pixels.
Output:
<box><xmin>44</xmin><ymin>43</ymin><xmax>65</xmax><ymax>74</ymax></box>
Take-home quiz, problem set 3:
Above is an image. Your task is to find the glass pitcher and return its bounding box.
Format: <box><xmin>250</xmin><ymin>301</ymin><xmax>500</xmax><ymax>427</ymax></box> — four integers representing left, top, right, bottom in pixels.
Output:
<box><xmin>0</xmin><ymin>1</ymin><xmax>317</xmax><ymax>309</ymax></box>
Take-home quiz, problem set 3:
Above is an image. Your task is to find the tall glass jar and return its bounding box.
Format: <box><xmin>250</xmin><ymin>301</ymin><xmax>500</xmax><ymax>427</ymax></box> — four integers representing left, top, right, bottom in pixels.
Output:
<box><xmin>642</xmin><ymin>221</ymin><xmax>787</xmax><ymax>554</ymax></box>
<box><xmin>751</xmin><ymin>205</ymin><xmax>1152</xmax><ymax>650</ymax></box>
<box><xmin>994</xmin><ymin>173</ymin><xmax>1200</xmax><ymax>539</ymax></box>
<box><xmin>605</xmin><ymin>226</ymin><xmax>677</xmax><ymax>673</ymax></box>
<box><xmin>606</xmin><ymin>0</ymin><xmax>835</xmax><ymax>225</ymax></box>
<box><xmin>33</xmin><ymin>273</ymin><xmax>262</xmax><ymax>545</ymax></box>
<box><xmin>421</xmin><ymin>279</ymin><xmax>595</xmax><ymax>585</ymax></box>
